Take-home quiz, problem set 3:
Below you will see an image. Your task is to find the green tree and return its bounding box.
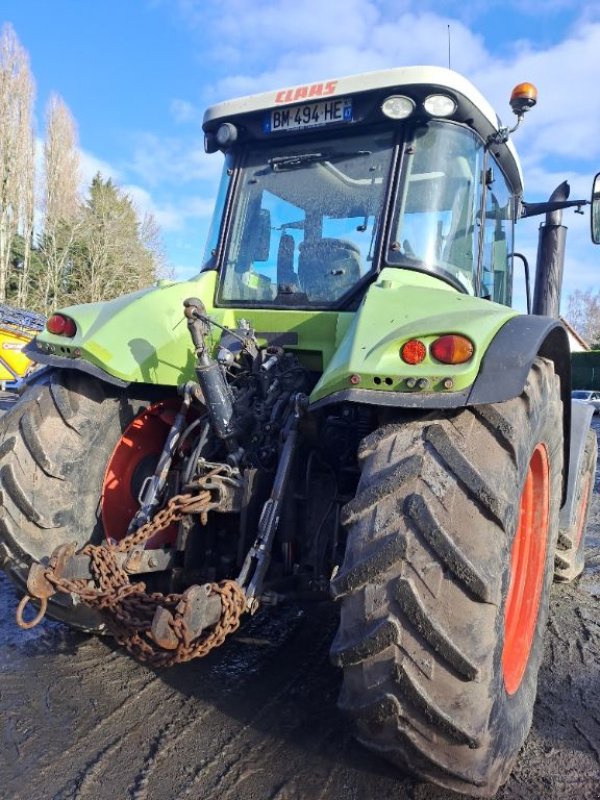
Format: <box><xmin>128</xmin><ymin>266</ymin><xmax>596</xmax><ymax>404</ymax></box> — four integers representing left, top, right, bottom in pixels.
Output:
<box><xmin>6</xmin><ymin>233</ymin><xmax>45</xmax><ymax>304</ymax></box>
<box><xmin>68</xmin><ymin>174</ymin><xmax>160</xmax><ymax>305</ymax></box>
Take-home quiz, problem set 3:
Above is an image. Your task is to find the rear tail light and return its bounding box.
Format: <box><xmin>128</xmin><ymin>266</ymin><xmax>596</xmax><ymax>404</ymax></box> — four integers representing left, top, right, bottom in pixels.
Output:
<box><xmin>431</xmin><ymin>335</ymin><xmax>474</xmax><ymax>364</ymax></box>
<box><xmin>46</xmin><ymin>314</ymin><xmax>77</xmax><ymax>337</ymax></box>
<box><xmin>400</xmin><ymin>339</ymin><xmax>427</xmax><ymax>365</ymax></box>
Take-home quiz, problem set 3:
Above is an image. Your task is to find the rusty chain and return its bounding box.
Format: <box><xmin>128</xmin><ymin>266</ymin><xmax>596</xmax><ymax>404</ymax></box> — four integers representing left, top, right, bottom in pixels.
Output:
<box><xmin>16</xmin><ymin>490</ymin><xmax>247</xmax><ymax>667</ymax></box>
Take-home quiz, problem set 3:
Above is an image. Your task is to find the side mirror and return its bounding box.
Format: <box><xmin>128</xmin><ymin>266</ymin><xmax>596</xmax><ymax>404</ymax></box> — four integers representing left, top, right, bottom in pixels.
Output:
<box><xmin>591</xmin><ymin>172</ymin><xmax>600</xmax><ymax>244</ymax></box>
<box><xmin>253</xmin><ymin>208</ymin><xmax>271</xmax><ymax>261</ymax></box>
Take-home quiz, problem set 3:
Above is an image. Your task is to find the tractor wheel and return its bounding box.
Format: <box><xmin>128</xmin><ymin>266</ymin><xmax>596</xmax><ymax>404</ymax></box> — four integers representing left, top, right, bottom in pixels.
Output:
<box><xmin>0</xmin><ymin>369</ymin><xmax>178</xmax><ymax>632</ymax></box>
<box><xmin>330</xmin><ymin>357</ymin><xmax>562</xmax><ymax>797</ymax></box>
<box><xmin>554</xmin><ymin>429</ymin><xmax>597</xmax><ymax>582</ymax></box>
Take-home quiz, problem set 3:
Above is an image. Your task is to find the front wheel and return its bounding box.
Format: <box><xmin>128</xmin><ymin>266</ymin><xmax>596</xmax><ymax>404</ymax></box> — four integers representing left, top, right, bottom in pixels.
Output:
<box><xmin>0</xmin><ymin>369</ymin><xmax>178</xmax><ymax>631</ymax></box>
<box><xmin>330</xmin><ymin>357</ymin><xmax>563</xmax><ymax>796</ymax></box>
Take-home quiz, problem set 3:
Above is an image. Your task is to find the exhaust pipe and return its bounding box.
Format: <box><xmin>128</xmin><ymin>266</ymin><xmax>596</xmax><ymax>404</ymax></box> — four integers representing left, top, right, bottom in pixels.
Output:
<box><xmin>532</xmin><ymin>181</ymin><xmax>569</xmax><ymax>318</ymax></box>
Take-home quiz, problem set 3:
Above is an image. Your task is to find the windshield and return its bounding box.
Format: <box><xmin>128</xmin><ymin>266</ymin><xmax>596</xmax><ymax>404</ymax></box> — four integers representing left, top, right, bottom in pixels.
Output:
<box><xmin>388</xmin><ymin>121</ymin><xmax>485</xmax><ymax>295</ymax></box>
<box><xmin>218</xmin><ymin>131</ymin><xmax>394</xmax><ymax>307</ymax></box>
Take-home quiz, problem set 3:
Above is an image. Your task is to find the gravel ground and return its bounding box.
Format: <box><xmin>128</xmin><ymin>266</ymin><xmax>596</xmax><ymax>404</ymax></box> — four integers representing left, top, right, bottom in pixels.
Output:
<box><xmin>0</xmin><ymin>415</ymin><xmax>599</xmax><ymax>800</ymax></box>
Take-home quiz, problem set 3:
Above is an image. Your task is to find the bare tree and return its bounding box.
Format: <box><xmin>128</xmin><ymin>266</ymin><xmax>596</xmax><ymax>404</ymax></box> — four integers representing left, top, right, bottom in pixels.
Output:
<box><xmin>0</xmin><ymin>26</ymin><xmax>164</xmax><ymax>313</ymax></box>
<box><xmin>140</xmin><ymin>211</ymin><xmax>170</xmax><ymax>279</ymax></box>
<box><xmin>565</xmin><ymin>289</ymin><xmax>600</xmax><ymax>347</ymax></box>
<box><xmin>0</xmin><ymin>23</ymin><xmax>35</xmax><ymax>303</ymax></box>
<box><xmin>38</xmin><ymin>93</ymin><xmax>81</xmax><ymax>313</ymax></box>
<box><xmin>17</xmin><ymin>129</ymin><xmax>35</xmax><ymax>306</ymax></box>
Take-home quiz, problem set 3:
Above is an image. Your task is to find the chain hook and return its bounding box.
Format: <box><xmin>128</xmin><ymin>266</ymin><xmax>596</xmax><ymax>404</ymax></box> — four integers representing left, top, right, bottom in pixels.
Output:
<box><xmin>14</xmin><ymin>490</ymin><xmax>246</xmax><ymax>666</ymax></box>
<box><xmin>16</xmin><ymin>594</ymin><xmax>48</xmax><ymax>629</ymax></box>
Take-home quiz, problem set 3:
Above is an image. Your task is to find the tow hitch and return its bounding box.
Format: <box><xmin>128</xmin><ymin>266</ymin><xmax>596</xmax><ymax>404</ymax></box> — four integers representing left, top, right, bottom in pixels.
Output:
<box><xmin>16</xmin><ymin>298</ymin><xmax>306</xmax><ymax>666</ymax></box>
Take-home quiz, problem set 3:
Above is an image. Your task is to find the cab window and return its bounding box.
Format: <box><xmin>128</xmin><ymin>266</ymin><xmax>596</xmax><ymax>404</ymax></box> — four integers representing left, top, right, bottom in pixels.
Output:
<box><xmin>480</xmin><ymin>162</ymin><xmax>514</xmax><ymax>305</ymax></box>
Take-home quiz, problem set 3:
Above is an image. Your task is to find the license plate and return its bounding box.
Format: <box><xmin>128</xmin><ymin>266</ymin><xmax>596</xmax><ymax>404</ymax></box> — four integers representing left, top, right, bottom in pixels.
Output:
<box><xmin>264</xmin><ymin>98</ymin><xmax>353</xmax><ymax>133</ymax></box>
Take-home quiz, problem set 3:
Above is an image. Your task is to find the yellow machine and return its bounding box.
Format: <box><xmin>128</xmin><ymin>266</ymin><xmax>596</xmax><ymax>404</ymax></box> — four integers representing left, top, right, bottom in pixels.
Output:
<box><xmin>0</xmin><ymin>304</ymin><xmax>45</xmax><ymax>384</ymax></box>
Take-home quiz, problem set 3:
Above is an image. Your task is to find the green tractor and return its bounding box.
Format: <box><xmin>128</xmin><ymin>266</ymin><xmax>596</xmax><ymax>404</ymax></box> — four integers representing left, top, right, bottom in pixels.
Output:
<box><xmin>1</xmin><ymin>66</ymin><xmax>599</xmax><ymax>796</ymax></box>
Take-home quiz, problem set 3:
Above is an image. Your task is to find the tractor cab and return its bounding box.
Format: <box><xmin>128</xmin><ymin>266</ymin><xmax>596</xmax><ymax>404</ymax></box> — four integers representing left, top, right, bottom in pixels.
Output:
<box><xmin>201</xmin><ymin>67</ymin><xmax>524</xmax><ymax>311</ymax></box>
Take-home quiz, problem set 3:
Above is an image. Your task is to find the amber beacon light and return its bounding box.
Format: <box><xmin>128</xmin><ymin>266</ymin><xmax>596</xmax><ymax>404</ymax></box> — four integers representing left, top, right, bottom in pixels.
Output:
<box><xmin>509</xmin><ymin>82</ymin><xmax>538</xmax><ymax>116</ymax></box>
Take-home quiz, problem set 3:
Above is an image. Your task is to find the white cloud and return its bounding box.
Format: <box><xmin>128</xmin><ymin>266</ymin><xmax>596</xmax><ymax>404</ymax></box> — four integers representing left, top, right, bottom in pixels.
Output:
<box><xmin>129</xmin><ymin>133</ymin><xmax>223</xmax><ymax>186</ymax></box>
<box><xmin>470</xmin><ymin>20</ymin><xmax>600</xmax><ymax>169</ymax></box>
<box><xmin>208</xmin><ymin>9</ymin><xmax>487</xmax><ymax>101</ymax></box>
<box><xmin>79</xmin><ymin>148</ymin><xmax>121</xmax><ymax>187</ymax></box>
<box><xmin>178</xmin><ymin>0</ymin><xmax>380</xmax><ymax>62</ymax></box>
<box><xmin>170</xmin><ymin>98</ymin><xmax>198</xmax><ymax>124</ymax></box>
<box><xmin>182</xmin><ymin>196</ymin><xmax>215</xmax><ymax>217</ymax></box>
<box><xmin>123</xmin><ymin>183</ymin><xmax>216</xmax><ymax>232</ymax></box>
<box><xmin>173</xmin><ymin>263</ymin><xmax>203</xmax><ymax>280</ymax></box>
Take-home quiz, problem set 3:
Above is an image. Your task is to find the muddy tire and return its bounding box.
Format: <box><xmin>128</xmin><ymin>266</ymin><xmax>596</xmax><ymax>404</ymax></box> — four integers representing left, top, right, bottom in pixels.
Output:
<box><xmin>0</xmin><ymin>369</ymin><xmax>171</xmax><ymax>631</ymax></box>
<box><xmin>554</xmin><ymin>429</ymin><xmax>597</xmax><ymax>582</ymax></box>
<box><xmin>330</xmin><ymin>357</ymin><xmax>563</xmax><ymax>797</ymax></box>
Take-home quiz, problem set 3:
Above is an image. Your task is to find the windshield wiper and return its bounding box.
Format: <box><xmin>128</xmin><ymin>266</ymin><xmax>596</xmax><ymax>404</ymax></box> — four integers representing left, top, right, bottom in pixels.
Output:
<box><xmin>268</xmin><ymin>150</ymin><xmax>371</xmax><ymax>172</ymax></box>
<box><xmin>269</xmin><ymin>152</ymin><xmax>323</xmax><ymax>170</ymax></box>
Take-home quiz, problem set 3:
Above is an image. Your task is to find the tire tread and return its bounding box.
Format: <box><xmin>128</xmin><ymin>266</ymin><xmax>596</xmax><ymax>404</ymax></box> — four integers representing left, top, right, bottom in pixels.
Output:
<box><xmin>332</xmin><ymin>357</ymin><xmax>564</xmax><ymax>796</ymax></box>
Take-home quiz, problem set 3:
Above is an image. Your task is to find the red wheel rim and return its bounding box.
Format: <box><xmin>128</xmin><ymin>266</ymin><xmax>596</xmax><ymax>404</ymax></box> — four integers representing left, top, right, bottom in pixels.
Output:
<box><xmin>101</xmin><ymin>399</ymin><xmax>182</xmax><ymax>548</ymax></box>
<box><xmin>502</xmin><ymin>443</ymin><xmax>549</xmax><ymax>695</ymax></box>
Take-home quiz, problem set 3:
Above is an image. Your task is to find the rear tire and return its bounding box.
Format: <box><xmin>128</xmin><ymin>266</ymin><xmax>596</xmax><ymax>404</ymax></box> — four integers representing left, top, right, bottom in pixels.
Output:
<box><xmin>330</xmin><ymin>357</ymin><xmax>562</xmax><ymax>797</ymax></box>
<box><xmin>554</xmin><ymin>429</ymin><xmax>597</xmax><ymax>582</ymax></box>
<box><xmin>0</xmin><ymin>369</ymin><xmax>173</xmax><ymax>631</ymax></box>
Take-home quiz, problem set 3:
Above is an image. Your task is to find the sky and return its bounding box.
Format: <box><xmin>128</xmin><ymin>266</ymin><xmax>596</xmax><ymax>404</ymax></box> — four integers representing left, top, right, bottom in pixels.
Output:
<box><xmin>2</xmin><ymin>0</ymin><xmax>600</xmax><ymax>310</ymax></box>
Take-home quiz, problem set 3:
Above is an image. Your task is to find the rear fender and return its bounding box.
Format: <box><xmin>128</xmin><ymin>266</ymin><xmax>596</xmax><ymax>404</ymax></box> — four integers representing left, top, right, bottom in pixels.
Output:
<box><xmin>24</xmin><ymin>272</ymin><xmax>220</xmax><ymax>387</ymax></box>
<box><xmin>309</xmin><ymin>270</ymin><xmax>518</xmax><ymax>406</ymax></box>
<box><xmin>469</xmin><ymin>316</ymin><xmax>571</xmax><ymax>503</ymax></box>
<box><xmin>311</xmin><ymin>312</ymin><xmax>572</xmax><ymax>501</ymax></box>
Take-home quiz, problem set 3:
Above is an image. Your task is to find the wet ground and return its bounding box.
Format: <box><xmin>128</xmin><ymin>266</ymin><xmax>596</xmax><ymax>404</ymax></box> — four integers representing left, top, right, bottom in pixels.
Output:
<box><xmin>0</xmin><ymin>391</ymin><xmax>18</xmax><ymax>411</ymax></box>
<box><xmin>0</xmin><ymin>404</ymin><xmax>599</xmax><ymax>800</ymax></box>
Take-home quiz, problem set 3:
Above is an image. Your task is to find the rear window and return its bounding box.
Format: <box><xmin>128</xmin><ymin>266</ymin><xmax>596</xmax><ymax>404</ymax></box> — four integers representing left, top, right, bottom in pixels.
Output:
<box><xmin>218</xmin><ymin>130</ymin><xmax>395</xmax><ymax>308</ymax></box>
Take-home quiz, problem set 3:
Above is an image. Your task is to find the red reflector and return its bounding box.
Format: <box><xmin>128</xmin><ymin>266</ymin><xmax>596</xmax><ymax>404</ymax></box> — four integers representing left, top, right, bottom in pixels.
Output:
<box><xmin>400</xmin><ymin>339</ymin><xmax>426</xmax><ymax>365</ymax></box>
<box><xmin>47</xmin><ymin>314</ymin><xmax>77</xmax><ymax>337</ymax></box>
<box><xmin>431</xmin><ymin>335</ymin><xmax>474</xmax><ymax>364</ymax></box>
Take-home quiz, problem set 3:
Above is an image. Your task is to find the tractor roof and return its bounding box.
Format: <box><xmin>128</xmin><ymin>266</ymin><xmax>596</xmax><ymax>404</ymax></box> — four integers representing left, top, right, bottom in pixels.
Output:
<box><xmin>203</xmin><ymin>66</ymin><xmax>524</xmax><ymax>192</ymax></box>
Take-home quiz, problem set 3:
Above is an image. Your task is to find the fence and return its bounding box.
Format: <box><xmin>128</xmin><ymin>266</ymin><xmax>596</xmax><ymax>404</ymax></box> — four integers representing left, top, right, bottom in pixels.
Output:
<box><xmin>571</xmin><ymin>351</ymin><xmax>600</xmax><ymax>390</ymax></box>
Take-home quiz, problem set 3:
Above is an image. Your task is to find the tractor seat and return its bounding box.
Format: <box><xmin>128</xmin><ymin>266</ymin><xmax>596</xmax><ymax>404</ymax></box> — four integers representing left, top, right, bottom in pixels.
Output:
<box><xmin>298</xmin><ymin>239</ymin><xmax>362</xmax><ymax>301</ymax></box>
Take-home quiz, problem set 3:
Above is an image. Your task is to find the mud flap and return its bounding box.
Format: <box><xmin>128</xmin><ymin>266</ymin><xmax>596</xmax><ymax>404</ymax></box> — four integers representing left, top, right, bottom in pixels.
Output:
<box><xmin>560</xmin><ymin>400</ymin><xmax>594</xmax><ymax>528</ymax></box>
